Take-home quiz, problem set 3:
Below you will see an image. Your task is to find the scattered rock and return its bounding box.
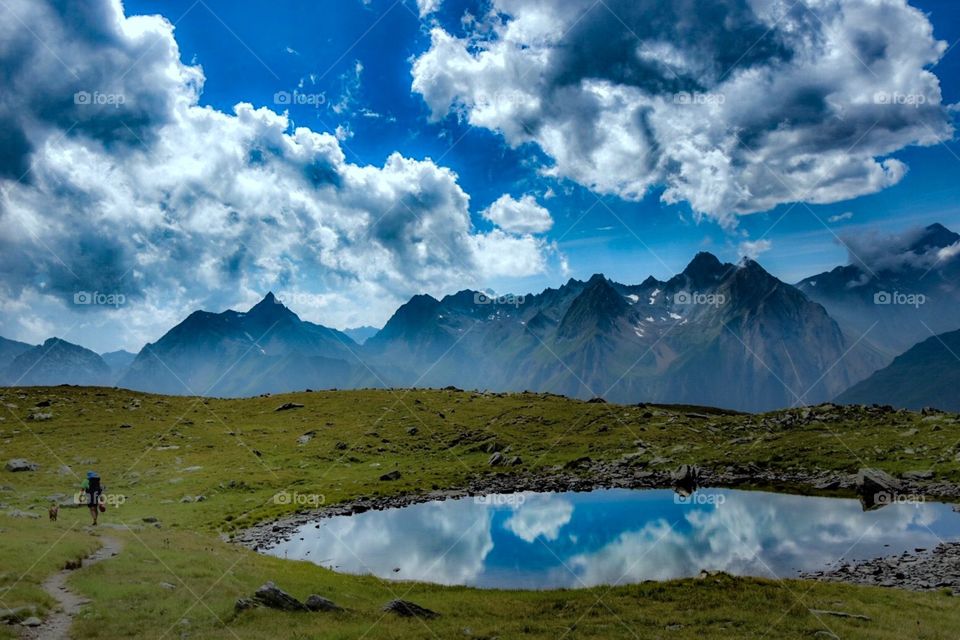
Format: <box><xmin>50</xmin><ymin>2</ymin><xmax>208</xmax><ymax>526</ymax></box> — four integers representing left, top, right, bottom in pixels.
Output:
<box><xmin>488</xmin><ymin>452</ymin><xmax>504</xmax><ymax>467</ymax></box>
<box><xmin>305</xmin><ymin>595</ymin><xmax>341</xmax><ymax>612</ymax></box>
<box><xmin>379</xmin><ymin>470</ymin><xmax>402</xmax><ymax>481</ymax></box>
<box><xmin>7</xmin><ymin>509</ymin><xmax>40</xmax><ymax>519</ymax></box>
<box><xmin>160</xmin><ymin>582</ymin><xmax>177</xmax><ymax>590</ymax></box>
<box><xmin>0</xmin><ymin>606</ymin><xmax>37</xmax><ymax>624</ymax></box>
<box><xmin>586</xmin><ymin>397</ymin><xmax>607</xmax><ymax>404</ymax></box>
<box><xmin>297</xmin><ymin>431</ymin><xmax>315</xmax><ymax>445</ymax></box>
<box><xmin>382</xmin><ymin>599</ymin><xmax>439</xmax><ymax>619</ymax></box>
<box><xmin>809</xmin><ymin>609</ymin><xmax>871</xmax><ymax>621</ymax></box>
<box><xmin>275</xmin><ymin>402</ymin><xmax>304</xmax><ymax>412</ymax></box>
<box><xmin>252</xmin><ymin>582</ymin><xmax>308</xmax><ymax>611</ymax></box>
<box><xmin>142</xmin><ymin>516</ymin><xmax>159</xmax><ymax>523</ymax></box>
<box><xmin>508</xmin><ymin>456</ymin><xmax>523</xmax><ymax>466</ymax></box>
<box><xmin>20</xmin><ymin>616</ymin><xmax>42</xmax><ymax>627</ymax></box>
<box><xmin>903</xmin><ymin>470</ymin><xmax>934</xmax><ymax>481</ymax></box>
<box><xmin>28</xmin><ymin>412</ymin><xmax>52</xmax><ymax>421</ymax></box>
<box><xmin>406</xmin><ymin>427</ymin><xmax>418</xmax><ymax>436</ymax></box>
<box><xmin>119</xmin><ymin>423</ymin><xmax>134</xmax><ymax>429</ymax></box>
<box><xmin>5</xmin><ymin>458</ymin><xmax>39</xmax><ymax>472</ymax></box>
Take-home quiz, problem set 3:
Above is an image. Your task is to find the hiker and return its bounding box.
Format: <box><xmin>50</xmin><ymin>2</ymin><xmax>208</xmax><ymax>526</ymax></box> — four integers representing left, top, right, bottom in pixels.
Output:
<box><xmin>80</xmin><ymin>471</ymin><xmax>104</xmax><ymax>526</ymax></box>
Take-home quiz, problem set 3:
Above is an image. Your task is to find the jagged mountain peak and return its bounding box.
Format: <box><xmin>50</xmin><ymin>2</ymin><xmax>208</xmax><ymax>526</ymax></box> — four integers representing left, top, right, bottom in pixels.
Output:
<box><xmin>911</xmin><ymin>222</ymin><xmax>959</xmax><ymax>253</ymax></box>
<box><xmin>247</xmin><ymin>292</ymin><xmax>297</xmax><ymax>321</ymax></box>
<box><xmin>557</xmin><ymin>274</ymin><xmax>628</xmax><ymax>339</ymax></box>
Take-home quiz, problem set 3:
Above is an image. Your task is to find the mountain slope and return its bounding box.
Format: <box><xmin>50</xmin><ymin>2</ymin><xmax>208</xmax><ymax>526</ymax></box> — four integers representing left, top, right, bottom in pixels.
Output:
<box><xmin>119</xmin><ymin>293</ymin><xmax>381</xmax><ymax>396</ymax></box>
<box><xmin>836</xmin><ymin>329</ymin><xmax>960</xmax><ymax>411</ymax></box>
<box><xmin>2</xmin><ymin>337</ymin><xmax>111</xmax><ymax>386</ymax></box>
<box><xmin>0</xmin><ymin>336</ymin><xmax>33</xmax><ymax>371</ymax></box>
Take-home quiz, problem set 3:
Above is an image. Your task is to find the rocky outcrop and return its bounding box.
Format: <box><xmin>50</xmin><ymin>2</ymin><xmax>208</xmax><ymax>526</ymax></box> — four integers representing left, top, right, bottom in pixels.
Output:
<box><xmin>252</xmin><ymin>582</ymin><xmax>308</xmax><ymax>611</ymax></box>
<box><xmin>382</xmin><ymin>599</ymin><xmax>438</xmax><ymax>619</ymax></box>
<box><xmin>305</xmin><ymin>595</ymin><xmax>341</xmax><ymax>612</ymax></box>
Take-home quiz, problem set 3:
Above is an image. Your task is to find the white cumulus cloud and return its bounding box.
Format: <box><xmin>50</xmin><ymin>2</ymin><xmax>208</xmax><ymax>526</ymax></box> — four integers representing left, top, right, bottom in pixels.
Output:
<box><xmin>411</xmin><ymin>0</ymin><xmax>954</xmax><ymax>223</ymax></box>
<box><xmin>482</xmin><ymin>194</ymin><xmax>554</xmax><ymax>234</ymax></box>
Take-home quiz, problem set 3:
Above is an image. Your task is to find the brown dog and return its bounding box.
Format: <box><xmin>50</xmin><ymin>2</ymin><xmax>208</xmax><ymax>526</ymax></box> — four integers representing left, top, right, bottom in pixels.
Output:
<box><xmin>48</xmin><ymin>503</ymin><xmax>59</xmax><ymax>521</ymax></box>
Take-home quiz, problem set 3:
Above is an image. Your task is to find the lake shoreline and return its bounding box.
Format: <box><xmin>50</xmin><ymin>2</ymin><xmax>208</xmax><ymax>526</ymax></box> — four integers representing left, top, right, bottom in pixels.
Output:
<box><xmin>235</xmin><ymin>461</ymin><xmax>960</xmax><ymax>594</ymax></box>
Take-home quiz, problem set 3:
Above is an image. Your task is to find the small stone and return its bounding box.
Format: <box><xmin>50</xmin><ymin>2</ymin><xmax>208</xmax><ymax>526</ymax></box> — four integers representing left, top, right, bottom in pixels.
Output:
<box><xmin>234</xmin><ymin>598</ymin><xmax>257</xmax><ymax>612</ymax></box>
<box><xmin>160</xmin><ymin>582</ymin><xmax>177</xmax><ymax>590</ymax></box>
<box><xmin>5</xmin><ymin>458</ymin><xmax>39</xmax><ymax>472</ymax></box>
<box><xmin>20</xmin><ymin>616</ymin><xmax>42</xmax><ymax>627</ymax></box>
<box><xmin>379</xmin><ymin>470</ymin><xmax>402</xmax><ymax>481</ymax></box>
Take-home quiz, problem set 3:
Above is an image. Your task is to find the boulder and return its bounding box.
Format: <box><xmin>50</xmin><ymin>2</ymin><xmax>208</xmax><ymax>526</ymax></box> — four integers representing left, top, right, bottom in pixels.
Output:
<box><xmin>382</xmin><ymin>599</ymin><xmax>439</xmax><ymax>619</ymax></box>
<box><xmin>903</xmin><ymin>470</ymin><xmax>934</xmax><ymax>481</ymax></box>
<box><xmin>252</xmin><ymin>582</ymin><xmax>308</xmax><ymax>611</ymax></box>
<box><xmin>305</xmin><ymin>595</ymin><xmax>341</xmax><ymax>612</ymax></box>
<box><xmin>20</xmin><ymin>616</ymin><xmax>42</xmax><ymax>627</ymax></box>
<box><xmin>379</xmin><ymin>470</ymin><xmax>402</xmax><ymax>481</ymax></box>
<box><xmin>671</xmin><ymin>464</ymin><xmax>700</xmax><ymax>495</ymax></box>
<box><xmin>856</xmin><ymin>468</ymin><xmax>901</xmax><ymax>510</ymax></box>
<box><xmin>5</xmin><ymin>458</ymin><xmax>38</xmax><ymax>472</ymax></box>
<box><xmin>487</xmin><ymin>452</ymin><xmax>504</xmax><ymax>467</ymax></box>
<box><xmin>0</xmin><ymin>605</ymin><xmax>37</xmax><ymax>624</ymax></box>
<box><xmin>275</xmin><ymin>402</ymin><xmax>304</xmax><ymax>412</ymax></box>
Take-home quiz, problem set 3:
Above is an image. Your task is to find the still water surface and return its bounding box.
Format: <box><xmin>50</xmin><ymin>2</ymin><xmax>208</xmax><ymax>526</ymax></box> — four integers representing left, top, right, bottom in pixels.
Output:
<box><xmin>264</xmin><ymin>488</ymin><xmax>960</xmax><ymax>589</ymax></box>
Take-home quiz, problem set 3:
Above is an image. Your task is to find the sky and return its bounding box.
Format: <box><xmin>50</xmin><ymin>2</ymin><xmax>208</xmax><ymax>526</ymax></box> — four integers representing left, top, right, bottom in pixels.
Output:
<box><xmin>0</xmin><ymin>0</ymin><xmax>958</xmax><ymax>352</ymax></box>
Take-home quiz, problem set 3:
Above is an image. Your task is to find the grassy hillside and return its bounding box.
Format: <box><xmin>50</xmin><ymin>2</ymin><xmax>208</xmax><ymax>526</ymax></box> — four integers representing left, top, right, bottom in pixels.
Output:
<box><xmin>1</xmin><ymin>386</ymin><xmax>959</xmax><ymax>638</ymax></box>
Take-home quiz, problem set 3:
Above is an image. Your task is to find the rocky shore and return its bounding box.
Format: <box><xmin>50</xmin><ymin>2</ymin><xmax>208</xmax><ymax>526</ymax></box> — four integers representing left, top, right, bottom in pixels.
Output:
<box><xmin>802</xmin><ymin>543</ymin><xmax>960</xmax><ymax>594</ymax></box>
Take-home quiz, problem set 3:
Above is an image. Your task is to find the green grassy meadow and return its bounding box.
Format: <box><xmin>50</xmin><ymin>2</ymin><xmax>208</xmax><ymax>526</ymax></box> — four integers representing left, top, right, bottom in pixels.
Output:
<box><xmin>1</xmin><ymin>386</ymin><xmax>959</xmax><ymax>638</ymax></box>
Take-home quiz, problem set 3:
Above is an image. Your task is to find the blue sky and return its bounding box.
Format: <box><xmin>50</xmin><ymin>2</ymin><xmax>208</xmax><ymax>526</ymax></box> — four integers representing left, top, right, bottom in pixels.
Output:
<box><xmin>126</xmin><ymin>0</ymin><xmax>960</xmax><ymax>286</ymax></box>
<box><xmin>0</xmin><ymin>0</ymin><xmax>958</xmax><ymax>351</ymax></box>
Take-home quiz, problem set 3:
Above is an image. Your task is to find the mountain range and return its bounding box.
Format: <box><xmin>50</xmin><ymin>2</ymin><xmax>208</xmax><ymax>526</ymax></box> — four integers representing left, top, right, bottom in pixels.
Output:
<box><xmin>2</xmin><ymin>223</ymin><xmax>958</xmax><ymax>412</ymax></box>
